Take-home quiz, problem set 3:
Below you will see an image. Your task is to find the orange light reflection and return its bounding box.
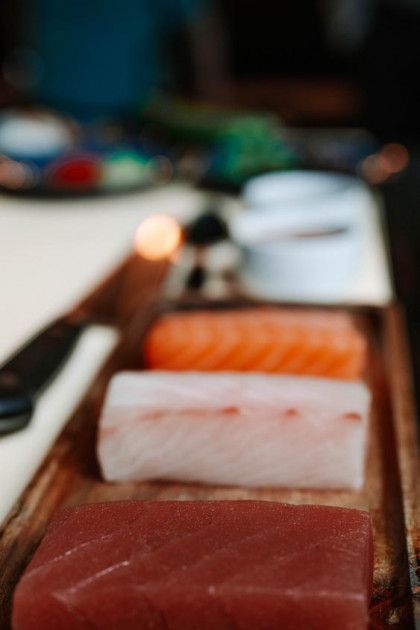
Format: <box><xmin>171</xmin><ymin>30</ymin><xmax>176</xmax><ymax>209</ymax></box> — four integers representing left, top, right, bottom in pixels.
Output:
<box><xmin>134</xmin><ymin>214</ymin><xmax>183</xmax><ymax>261</ymax></box>
<box><xmin>360</xmin><ymin>143</ymin><xmax>409</xmax><ymax>184</ymax></box>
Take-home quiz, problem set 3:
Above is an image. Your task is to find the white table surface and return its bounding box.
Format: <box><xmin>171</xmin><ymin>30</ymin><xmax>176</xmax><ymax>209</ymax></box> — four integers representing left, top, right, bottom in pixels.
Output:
<box><xmin>0</xmin><ymin>183</ymin><xmax>205</xmax><ymax>365</ymax></box>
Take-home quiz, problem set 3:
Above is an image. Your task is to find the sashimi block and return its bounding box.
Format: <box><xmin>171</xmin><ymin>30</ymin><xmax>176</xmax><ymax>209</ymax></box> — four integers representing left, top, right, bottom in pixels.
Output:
<box><xmin>12</xmin><ymin>501</ymin><xmax>373</xmax><ymax>630</ymax></box>
<box><xmin>97</xmin><ymin>371</ymin><xmax>371</xmax><ymax>489</ymax></box>
<box><xmin>143</xmin><ymin>307</ymin><xmax>367</xmax><ymax>379</ymax></box>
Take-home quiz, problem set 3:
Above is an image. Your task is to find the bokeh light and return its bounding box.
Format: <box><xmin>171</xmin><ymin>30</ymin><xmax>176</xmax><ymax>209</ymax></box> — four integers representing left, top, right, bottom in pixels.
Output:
<box><xmin>360</xmin><ymin>143</ymin><xmax>409</xmax><ymax>184</ymax></box>
<box><xmin>134</xmin><ymin>214</ymin><xmax>182</xmax><ymax>261</ymax></box>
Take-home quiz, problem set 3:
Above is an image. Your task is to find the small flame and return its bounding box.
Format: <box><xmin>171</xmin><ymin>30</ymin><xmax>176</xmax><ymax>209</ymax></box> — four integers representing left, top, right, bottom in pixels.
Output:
<box><xmin>134</xmin><ymin>214</ymin><xmax>182</xmax><ymax>261</ymax></box>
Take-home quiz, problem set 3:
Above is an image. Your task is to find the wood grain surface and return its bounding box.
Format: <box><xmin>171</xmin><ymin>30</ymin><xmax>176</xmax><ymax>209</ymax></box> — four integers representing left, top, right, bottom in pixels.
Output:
<box><xmin>0</xmin><ymin>254</ymin><xmax>418</xmax><ymax>629</ymax></box>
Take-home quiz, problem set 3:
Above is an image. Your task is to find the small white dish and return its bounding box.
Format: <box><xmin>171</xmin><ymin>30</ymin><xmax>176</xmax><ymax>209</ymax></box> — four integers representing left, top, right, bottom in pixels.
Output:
<box><xmin>233</xmin><ymin>170</ymin><xmax>373</xmax><ymax>301</ymax></box>
<box><xmin>240</xmin><ymin>226</ymin><xmax>361</xmax><ymax>301</ymax></box>
<box><xmin>233</xmin><ymin>170</ymin><xmax>373</xmax><ymax>245</ymax></box>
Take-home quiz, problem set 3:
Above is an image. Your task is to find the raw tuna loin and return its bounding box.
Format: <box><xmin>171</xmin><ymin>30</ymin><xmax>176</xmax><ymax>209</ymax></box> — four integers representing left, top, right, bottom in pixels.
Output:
<box><xmin>12</xmin><ymin>500</ymin><xmax>373</xmax><ymax>630</ymax></box>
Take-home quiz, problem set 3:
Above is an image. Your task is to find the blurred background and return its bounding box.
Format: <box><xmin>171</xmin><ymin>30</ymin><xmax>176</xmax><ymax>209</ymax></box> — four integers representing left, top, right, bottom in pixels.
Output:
<box><xmin>0</xmin><ymin>0</ymin><xmax>419</xmax><ymax>391</ymax></box>
<box><xmin>2</xmin><ymin>0</ymin><xmax>420</xmax><ymax>136</ymax></box>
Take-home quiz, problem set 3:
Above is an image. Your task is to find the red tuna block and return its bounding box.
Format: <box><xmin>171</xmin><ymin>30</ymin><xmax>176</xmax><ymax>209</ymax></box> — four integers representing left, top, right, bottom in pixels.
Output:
<box><xmin>12</xmin><ymin>501</ymin><xmax>373</xmax><ymax>630</ymax></box>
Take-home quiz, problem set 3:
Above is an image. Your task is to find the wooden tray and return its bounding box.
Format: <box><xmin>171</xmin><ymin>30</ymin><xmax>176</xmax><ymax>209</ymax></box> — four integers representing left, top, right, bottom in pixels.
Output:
<box><xmin>0</xmin><ymin>256</ymin><xmax>419</xmax><ymax>629</ymax></box>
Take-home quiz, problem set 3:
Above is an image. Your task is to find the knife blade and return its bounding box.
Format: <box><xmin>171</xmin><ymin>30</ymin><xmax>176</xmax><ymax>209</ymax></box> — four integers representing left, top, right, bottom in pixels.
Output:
<box><xmin>0</xmin><ymin>318</ymin><xmax>85</xmax><ymax>434</ymax></box>
<box><xmin>0</xmin><ymin>250</ymin><xmax>172</xmax><ymax>435</ymax></box>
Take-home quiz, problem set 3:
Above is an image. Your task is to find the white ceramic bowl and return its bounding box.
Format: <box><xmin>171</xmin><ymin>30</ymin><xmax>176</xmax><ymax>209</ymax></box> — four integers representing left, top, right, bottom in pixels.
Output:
<box><xmin>233</xmin><ymin>171</ymin><xmax>372</xmax><ymax>245</ymax></box>
<box><xmin>234</xmin><ymin>171</ymin><xmax>372</xmax><ymax>301</ymax></box>
<box><xmin>240</xmin><ymin>226</ymin><xmax>361</xmax><ymax>302</ymax></box>
<box><xmin>242</xmin><ymin>170</ymin><xmax>364</xmax><ymax>208</ymax></box>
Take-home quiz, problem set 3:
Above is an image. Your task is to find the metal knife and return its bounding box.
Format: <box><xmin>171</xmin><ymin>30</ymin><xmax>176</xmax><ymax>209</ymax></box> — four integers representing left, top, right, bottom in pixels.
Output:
<box><xmin>0</xmin><ymin>318</ymin><xmax>85</xmax><ymax>434</ymax></box>
<box><xmin>0</xmin><ymin>211</ymin><xmax>217</xmax><ymax>436</ymax></box>
<box><xmin>0</xmin><ymin>248</ymin><xmax>171</xmax><ymax>435</ymax></box>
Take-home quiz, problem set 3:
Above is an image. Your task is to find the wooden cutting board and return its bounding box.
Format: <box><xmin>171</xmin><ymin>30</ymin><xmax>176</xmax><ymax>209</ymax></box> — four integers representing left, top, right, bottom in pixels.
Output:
<box><xmin>0</xmin><ymin>255</ymin><xmax>418</xmax><ymax>629</ymax></box>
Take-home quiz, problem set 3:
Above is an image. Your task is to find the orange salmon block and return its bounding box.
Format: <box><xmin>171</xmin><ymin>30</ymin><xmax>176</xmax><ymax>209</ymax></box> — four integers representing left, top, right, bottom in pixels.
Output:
<box><xmin>144</xmin><ymin>308</ymin><xmax>367</xmax><ymax>379</ymax></box>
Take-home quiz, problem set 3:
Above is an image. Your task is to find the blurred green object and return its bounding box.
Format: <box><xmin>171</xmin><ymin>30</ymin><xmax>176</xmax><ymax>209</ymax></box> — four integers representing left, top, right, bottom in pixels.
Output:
<box><xmin>209</xmin><ymin>121</ymin><xmax>296</xmax><ymax>185</ymax></box>
<box><xmin>145</xmin><ymin>97</ymin><xmax>297</xmax><ymax>185</ymax></box>
<box><xmin>101</xmin><ymin>149</ymin><xmax>155</xmax><ymax>190</ymax></box>
<box><xmin>145</xmin><ymin>97</ymin><xmax>280</xmax><ymax>142</ymax></box>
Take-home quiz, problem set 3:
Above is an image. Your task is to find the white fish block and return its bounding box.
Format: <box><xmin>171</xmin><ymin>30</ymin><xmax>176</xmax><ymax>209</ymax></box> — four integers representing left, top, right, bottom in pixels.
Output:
<box><xmin>97</xmin><ymin>371</ymin><xmax>371</xmax><ymax>489</ymax></box>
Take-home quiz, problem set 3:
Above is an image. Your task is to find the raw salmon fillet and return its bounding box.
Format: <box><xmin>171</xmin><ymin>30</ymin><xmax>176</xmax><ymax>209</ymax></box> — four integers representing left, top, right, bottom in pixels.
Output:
<box><xmin>97</xmin><ymin>371</ymin><xmax>371</xmax><ymax>489</ymax></box>
<box><xmin>143</xmin><ymin>308</ymin><xmax>367</xmax><ymax>379</ymax></box>
<box><xmin>12</xmin><ymin>501</ymin><xmax>373</xmax><ymax>630</ymax></box>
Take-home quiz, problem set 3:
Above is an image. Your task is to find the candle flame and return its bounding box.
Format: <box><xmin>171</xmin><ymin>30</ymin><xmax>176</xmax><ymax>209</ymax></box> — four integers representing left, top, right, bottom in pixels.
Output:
<box><xmin>134</xmin><ymin>214</ymin><xmax>182</xmax><ymax>261</ymax></box>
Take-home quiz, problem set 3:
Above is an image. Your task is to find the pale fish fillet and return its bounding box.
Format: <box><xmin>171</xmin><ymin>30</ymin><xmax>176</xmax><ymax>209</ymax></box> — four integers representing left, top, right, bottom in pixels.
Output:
<box><xmin>97</xmin><ymin>372</ymin><xmax>371</xmax><ymax>489</ymax></box>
